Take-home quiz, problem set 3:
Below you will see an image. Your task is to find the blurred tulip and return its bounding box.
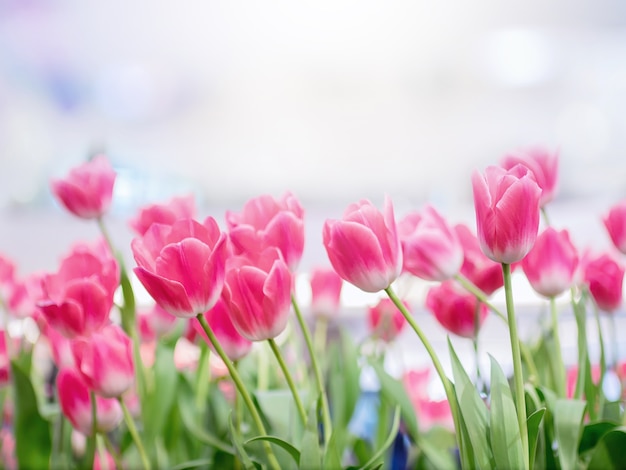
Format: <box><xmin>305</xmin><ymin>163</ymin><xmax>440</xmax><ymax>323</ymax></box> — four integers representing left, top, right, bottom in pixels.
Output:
<box><xmin>404</xmin><ymin>369</ymin><xmax>453</xmax><ymax>431</ymax></box>
<box><xmin>6</xmin><ymin>272</ymin><xmax>45</xmax><ymax>319</ymax></box>
<box><xmin>129</xmin><ymin>194</ymin><xmax>196</xmax><ymax>236</ymax></box>
<box><xmin>42</xmin><ymin>321</ymin><xmax>75</xmax><ymax>368</ymax></box>
<box><xmin>522</xmin><ymin>227</ymin><xmax>578</xmax><ymax>298</ymax></box>
<box><xmin>132</xmin><ymin>218</ymin><xmax>229</xmax><ymax>318</ymax></box>
<box><xmin>454</xmin><ymin>224</ymin><xmax>504</xmax><ymax>295</ymax></box>
<box><xmin>472</xmin><ymin>164</ymin><xmax>541</xmax><ymax>264</ymax></box>
<box><xmin>603</xmin><ymin>200</ymin><xmax>626</xmax><ymax>255</ymax></box>
<box><xmin>583</xmin><ymin>253</ymin><xmax>625</xmax><ymax>313</ymax></box>
<box><xmin>425</xmin><ymin>280</ymin><xmax>488</xmax><ymax>338</ymax></box>
<box><xmin>0</xmin><ymin>333</ymin><xmax>9</xmax><ymax>387</ymax></box>
<box><xmin>501</xmin><ymin>147</ymin><xmax>559</xmax><ymax>207</ymax></box>
<box><xmin>398</xmin><ymin>206</ymin><xmax>463</xmax><ymax>281</ymax></box>
<box><xmin>309</xmin><ymin>267</ymin><xmax>343</xmax><ymax>318</ymax></box>
<box><xmin>367</xmin><ymin>297</ymin><xmax>407</xmax><ymax>343</ymax></box>
<box><xmin>137</xmin><ymin>303</ymin><xmax>179</xmax><ymax>342</ymax></box>
<box><xmin>0</xmin><ymin>254</ymin><xmax>16</xmax><ymax>299</ymax></box>
<box><xmin>323</xmin><ymin>197</ymin><xmax>402</xmax><ymax>293</ymax></box>
<box><xmin>226</xmin><ymin>192</ymin><xmax>305</xmax><ymax>270</ymax></box>
<box><xmin>50</xmin><ymin>155</ymin><xmax>116</xmax><ymax>219</ymax></box>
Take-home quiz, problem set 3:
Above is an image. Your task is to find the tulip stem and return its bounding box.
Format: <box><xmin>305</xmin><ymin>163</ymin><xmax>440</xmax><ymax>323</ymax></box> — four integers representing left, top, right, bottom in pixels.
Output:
<box><xmin>267</xmin><ymin>338</ymin><xmax>308</xmax><ymax>425</ymax></box>
<box><xmin>84</xmin><ymin>391</ymin><xmax>97</xmax><ymax>470</ymax></box>
<box><xmin>291</xmin><ymin>295</ymin><xmax>332</xmax><ymax>446</ymax></box>
<box><xmin>196</xmin><ymin>314</ymin><xmax>281</xmax><ymax>470</ymax></box>
<box><xmin>119</xmin><ymin>397</ymin><xmax>151</xmax><ymax>470</ymax></box>
<box><xmin>550</xmin><ymin>296</ymin><xmax>566</xmax><ymax>398</ymax></box>
<box><xmin>384</xmin><ymin>286</ymin><xmax>463</xmax><ymax>456</ymax></box>
<box><xmin>501</xmin><ymin>263</ymin><xmax>529</xmax><ymax>469</ymax></box>
<box><xmin>102</xmin><ymin>433</ymin><xmax>123</xmax><ymax>470</ymax></box>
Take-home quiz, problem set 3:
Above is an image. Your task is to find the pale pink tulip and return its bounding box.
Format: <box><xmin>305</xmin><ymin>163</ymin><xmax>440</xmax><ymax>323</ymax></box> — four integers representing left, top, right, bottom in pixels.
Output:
<box><xmin>7</xmin><ymin>272</ymin><xmax>45</xmax><ymax>319</ymax></box>
<box><xmin>224</xmin><ymin>248</ymin><xmax>293</xmax><ymax>341</ymax></box>
<box><xmin>522</xmin><ymin>227</ymin><xmax>578</xmax><ymax>298</ymax></box>
<box><xmin>425</xmin><ymin>280</ymin><xmax>488</xmax><ymax>338</ymax></box>
<box><xmin>603</xmin><ymin>200</ymin><xmax>626</xmax><ymax>255</ymax></box>
<box><xmin>367</xmin><ymin>298</ymin><xmax>408</xmax><ymax>343</ymax></box>
<box><xmin>129</xmin><ymin>194</ymin><xmax>196</xmax><ymax>236</ymax></box>
<box><xmin>472</xmin><ymin>165</ymin><xmax>541</xmax><ymax>264</ymax></box>
<box><xmin>72</xmin><ymin>324</ymin><xmax>134</xmax><ymax>398</ymax></box>
<box><xmin>226</xmin><ymin>192</ymin><xmax>305</xmax><ymax>270</ymax></box>
<box><xmin>398</xmin><ymin>206</ymin><xmax>463</xmax><ymax>281</ymax></box>
<box><xmin>583</xmin><ymin>253</ymin><xmax>624</xmax><ymax>313</ymax></box>
<box><xmin>42</xmin><ymin>321</ymin><xmax>75</xmax><ymax>368</ymax></box>
<box><xmin>132</xmin><ymin>218</ymin><xmax>229</xmax><ymax>318</ymax></box>
<box><xmin>309</xmin><ymin>267</ymin><xmax>343</xmax><ymax>318</ymax></box>
<box><xmin>50</xmin><ymin>155</ymin><xmax>116</xmax><ymax>219</ymax></box>
<box><xmin>323</xmin><ymin>197</ymin><xmax>402</xmax><ymax>293</ymax></box>
<box><xmin>137</xmin><ymin>303</ymin><xmax>179</xmax><ymax>341</ymax></box>
<box><xmin>501</xmin><ymin>147</ymin><xmax>559</xmax><ymax>207</ymax></box>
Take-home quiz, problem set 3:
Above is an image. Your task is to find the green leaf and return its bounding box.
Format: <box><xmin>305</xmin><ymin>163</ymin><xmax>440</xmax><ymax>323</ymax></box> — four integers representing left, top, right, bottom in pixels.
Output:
<box><xmin>448</xmin><ymin>339</ymin><xmax>493</xmax><ymax>470</ymax></box>
<box><xmin>553</xmin><ymin>399</ymin><xmax>586</xmax><ymax>470</ymax></box>
<box><xmin>579</xmin><ymin>421</ymin><xmax>619</xmax><ymax>456</ymax></box>
<box><xmin>228</xmin><ymin>413</ymin><xmax>259</xmax><ymax>470</ymax></box>
<box><xmin>323</xmin><ymin>426</ymin><xmax>345</xmax><ymax>470</ymax></box>
<box><xmin>300</xmin><ymin>399</ymin><xmax>322</xmax><ymax>470</ymax></box>
<box><xmin>586</xmin><ymin>426</ymin><xmax>626</xmax><ymax>470</ymax></box>
<box><xmin>170</xmin><ymin>458</ymin><xmax>215</xmax><ymax>470</ymax></box>
<box><xmin>11</xmin><ymin>356</ymin><xmax>52</xmax><ymax>470</ymax></box>
<box><xmin>526</xmin><ymin>407</ymin><xmax>545</xmax><ymax>470</ymax></box>
<box><xmin>328</xmin><ymin>330</ymin><xmax>361</xmax><ymax>430</ymax></box>
<box><xmin>359</xmin><ymin>406</ymin><xmax>401</xmax><ymax>470</ymax></box>
<box><xmin>144</xmin><ymin>343</ymin><xmax>178</xmax><ymax>439</ymax></box>
<box><xmin>245</xmin><ymin>436</ymin><xmax>300</xmax><ymax>465</ymax></box>
<box><xmin>488</xmin><ymin>356</ymin><xmax>524</xmax><ymax>470</ymax></box>
<box><xmin>418</xmin><ymin>427</ymin><xmax>458</xmax><ymax>470</ymax></box>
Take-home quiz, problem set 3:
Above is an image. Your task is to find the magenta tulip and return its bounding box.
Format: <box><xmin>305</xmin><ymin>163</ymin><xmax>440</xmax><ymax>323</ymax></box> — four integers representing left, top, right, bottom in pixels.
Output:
<box><xmin>50</xmin><ymin>155</ymin><xmax>116</xmax><ymax>219</ymax></box>
<box><xmin>425</xmin><ymin>280</ymin><xmax>488</xmax><ymax>338</ymax></box>
<box><xmin>603</xmin><ymin>201</ymin><xmax>626</xmax><ymax>255</ymax></box>
<box><xmin>522</xmin><ymin>227</ymin><xmax>578</xmax><ymax>298</ymax></box>
<box><xmin>583</xmin><ymin>253</ymin><xmax>624</xmax><ymax>313</ymax></box>
<box><xmin>226</xmin><ymin>192</ymin><xmax>305</xmax><ymax>270</ymax></box>
<box><xmin>0</xmin><ymin>333</ymin><xmax>9</xmax><ymax>387</ymax></box>
<box><xmin>472</xmin><ymin>165</ymin><xmax>541</xmax><ymax>264</ymax></box>
<box><xmin>223</xmin><ymin>248</ymin><xmax>293</xmax><ymax>342</ymax></box>
<box><xmin>323</xmin><ymin>197</ymin><xmax>402</xmax><ymax>293</ymax></box>
<box><xmin>367</xmin><ymin>298</ymin><xmax>408</xmax><ymax>343</ymax></box>
<box><xmin>129</xmin><ymin>194</ymin><xmax>196</xmax><ymax>236</ymax></box>
<box><xmin>501</xmin><ymin>147</ymin><xmax>558</xmax><ymax>207</ymax></box>
<box><xmin>132</xmin><ymin>217</ymin><xmax>229</xmax><ymax>318</ymax></box>
<box><xmin>398</xmin><ymin>206</ymin><xmax>463</xmax><ymax>281</ymax></box>
<box><xmin>309</xmin><ymin>267</ymin><xmax>343</xmax><ymax>318</ymax></box>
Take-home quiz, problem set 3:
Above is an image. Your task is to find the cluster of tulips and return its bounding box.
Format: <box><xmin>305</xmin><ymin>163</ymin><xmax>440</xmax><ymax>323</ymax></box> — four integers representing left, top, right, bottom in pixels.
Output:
<box><xmin>0</xmin><ymin>147</ymin><xmax>626</xmax><ymax>469</ymax></box>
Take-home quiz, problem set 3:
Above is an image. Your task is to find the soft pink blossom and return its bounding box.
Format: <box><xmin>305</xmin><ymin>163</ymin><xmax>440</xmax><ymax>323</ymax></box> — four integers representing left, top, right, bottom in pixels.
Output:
<box><xmin>603</xmin><ymin>200</ymin><xmax>626</xmax><ymax>255</ymax></box>
<box><xmin>367</xmin><ymin>298</ymin><xmax>408</xmax><ymax>343</ymax></box>
<box><xmin>129</xmin><ymin>194</ymin><xmax>196</xmax><ymax>236</ymax></box>
<box><xmin>583</xmin><ymin>253</ymin><xmax>624</xmax><ymax>313</ymax></box>
<box><xmin>501</xmin><ymin>147</ymin><xmax>559</xmax><ymax>207</ymax></box>
<box><xmin>309</xmin><ymin>267</ymin><xmax>343</xmax><ymax>318</ymax></box>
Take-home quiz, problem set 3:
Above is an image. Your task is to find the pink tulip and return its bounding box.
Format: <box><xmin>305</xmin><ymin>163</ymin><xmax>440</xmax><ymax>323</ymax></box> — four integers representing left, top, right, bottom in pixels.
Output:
<box><xmin>603</xmin><ymin>201</ymin><xmax>626</xmax><ymax>255</ymax></box>
<box><xmin>50</xmin><ymin>155</ymin><xmax>116</xmax><ymax>219</ymax></box>
<box><xmin>0</xmin><ymin>333</ymin><xmax>9</xmax><ymax>387</ymax></box>
<box><xmin>38</xmin><ymin>243</ymin><xmax>119</xmax><ymax>338</ymax></box>
<box><xmin>501</xmin><ymin>147</ymin><xmax>559</xmax><ymax>207</ymax></box>
<box><xmin>226</xmin><ymin>192</ymin><xmax>305</xmax><ymax>270</ymax></box>
<box><xmin>404</xmin><ymin>369</ymin><xmax>453</xmax><ymax>431</ymax></box>
<box><xmin>367</xmin><ymin>298</ymin><xmax>408</xmax><ymax>343</ymax></box>
<box><xmin>193</xmin><ymin>296</ymin><xmax>253</xmax><ymax>361</ymax></box>
<box><xmin>132</xmin><ymin>217</ymin><xmax>229</xmax><ymax>318</ymax></box>
<box><xmin>309</xmin><ymin>267</ymin><xmax>343</xmax><ymax>318</ymax></box>
<box><xmin>425</xmin><ymin>280</ymin><xmax>488</xmax><ymax>338</ymax></box>
<box><xmin>57</xmin><ymin>368</ymin><xmax>123</xmax><ymax>436</ymax></box>
<box><xmin>94</xmin><ymin>449</ymin><xmax>117</xmax><ymax>470</ymax></box>
<box><xmin>521</xmin><ymin>227</ymin><xmax>578</xmax><ymax>298</ymax></box>
<box><xmin>583</xmin><ymin>253</ymin><xmax>624</xmax><ymax>313</ymax></box>
<box><xmin>224</xmin><ymin>248</ymin><xmax>293</xmax><ymax>341</ymax></box>
<box><xmin>6</xmin><ymin>272</ymin><xmax>44</xmax><ymax>319</ymax></box>
<box><xmin>398</xmin><ymin>206</ymin><xmax>463</xmax><ymax>281</ymax></box>
<box><xmin>72</xmin><ymin>324</ymin><xmax>134</xmax><ymax>398</ymax></box>
<box><xmin>472</xmin><ymin>165</ymin><xmax>541</xmax><ymax>264</ymax></box>
<box><xmin>0</xmin><ymin>427</ymin><xmax>16</xmax><ymax>470</ymax></box>
<box><xmin>42</xmin><ymin>321</ymin><xmax>75</xmax><ymax>368</ymax></box>
<box><xmin>0</xmin><ymin>254</ymin><xmax>15</xmax><ymax>299</ymax></box>
<box><xmin>137</xmin><ymin>303</ymin><xmax>179</xmax><ymax>341</ymax></box>
<box><xmin>323</xmin><ymin>197</ymin><xmax>402</xmax><ymax>293</ymax></box>
<box><xmin>129</xmin><ymin>194</ymin><xmax>196</xmax><ymax>236</ymax></box>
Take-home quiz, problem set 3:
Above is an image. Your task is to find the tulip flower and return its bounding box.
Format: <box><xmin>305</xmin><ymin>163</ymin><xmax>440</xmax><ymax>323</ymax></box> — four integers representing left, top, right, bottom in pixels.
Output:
<box><xmin>309</xmin><ymin>267</ymin><xmax>343</xmax><ymax>318</ymax></box>
<box><xmin>425</xmin><ymin>280</ymin><xmax>488</xmax><ymax>338</ymax></box>
<box><xmin>0</xmin><ymin>333</ymin><xmax>9</xmax><ymax>387</ymax></box>
<box><xmin>42</xmin><ymin>321</ymin><xmax>75</xmax><ymax>368</ymax></box>
<box><xmin>57</xmin><ymin>368</ymin><xmax>123</xmax><ymax>436</ymax></box>
<box><xmin>501</xmin><ymin>147</ymin><xmax>559</xmax><ymax>207</ymax></box>
<box><xmin>521</xmin><ymin>227</ymin><xmax>579</xmax><ymax>298</ymax></box>
<box><xmin>193</xmin><ymin>296</ymin><xmax>253</xmax><ymax>361</ymax></box>
<box><xmin>404</xmin><ymin>369</ymin><xmax>453</xmax><ymax>431</ymax></box>
<box><xmin>603</xmin><ymin>200</ymin><xmax>626</xmax><ymax>255</ymax></box>
<box><xmin>137</xmin><ymin>303</ymin><xmax>179</xmax><ymax>341</ymax></box>
<box><xmin>323</xmin><ymin>197</ymin><xmax>402</xmax><ymax>293</ymax></box>
<box><xmin>6</xmin><ymin>272</ymin><xmax>44</xmax><ymax>319</ymax></box>
<box><xmin>50</xmin><ymin>155</ymin><xmax>116</xmax><ymax>219</ymax></box>
<box><xmin>472</xmin><ymin>165</ymin><xmax>541</xmax><ymax>264</ymax></box>
<box><xmin>583</xmin><ymin>253</ymin><xmax>625</xmax><ymax>313</ymax></box>
<box><xmin>398</xmin><ymin>206</ymin><xmax>463</xmax><ymax>281</ymax></box>
<box><xmin>132</xmin><ymin>217</ymin><xmax>229</xmax><ymax>318</ymax></box>
<box><xmin>223</xmin><ymin>248</ymin><xmax>293</xmax><ymax>342</ymax></box>
<box><xmin>0</xmin><ymin>254</ymin><xmax>15</xmax><ymax>299</ymax></box>
<box><xmin>367</xmin><ymin>297</ymin><xmax>408</xmax><ymax>343</ymax></box>
<box><xmin>129</xmin><ymin>194</ymin><xmax>196</xmax><ymax>236</ymax></box>
<box><xmin>72</xmin><ymin>323</ymin><xmax>134</xmax><ymax>398</ymax></box>
<box><xmin>226</xmin><ymin>192</ymin><xmax>305</xmax><ymax>270</ymax></box>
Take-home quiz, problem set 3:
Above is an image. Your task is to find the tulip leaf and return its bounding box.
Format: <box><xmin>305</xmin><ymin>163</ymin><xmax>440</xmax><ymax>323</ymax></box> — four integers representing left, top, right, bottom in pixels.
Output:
<box><xmin>526</xmin><ymin>407</ymin><xmax>546</xmax><ymax>470</ymax></box>
<box><xmin>586</xmin><ymin>426</ymin><xmax>626</xmax><ymax>469</ymax></box>
<box><xmin>300</xmin><ymin>398</ymin><xmax>322</xmax><ymax>470</ymax></box>
<box><xmin>170</xmin><ymin>458</ymin><xmax>215</xmax><ymax>470</ymax></box>
<box><xmin>144</xmin><ymin>343</ymin><xmax>178</xmax><ymax>440</ymax></box>
<box><xmin>245</xmin><ymin>436</ymin><xmax>301</xmax><ymax>465</ymax></box>
<box><xmin>488</xmin><ymin>355</ymin><xmax>524</xmax><ymax>470</ymax></box>
<box><xmin>358</xmin><ymin>406</ymin><xmax>400</xmax><ymax>470</ymax></box>
<box><xmin>553</xmin><ymin>399</ymin><xmax>586</xmax><ymax>470</ymax></box>
<box><xmin>228</xmin><ymin>413</ymin><xmax>260</xmax><ymax>470</ymax></box>
<box><xmin>323</xmin><ymin>425</ymin><xmax>345</xmax><ymax>470</ymax></box>
<box><xmin>328</xmin><ymin>330</ymin><xmax>361</xmax><ymax>430</ymax></box>
<box><xmin>578</xmin><ymin>421</ymin><xmax>619</xmax><ymax>456</ymax></box>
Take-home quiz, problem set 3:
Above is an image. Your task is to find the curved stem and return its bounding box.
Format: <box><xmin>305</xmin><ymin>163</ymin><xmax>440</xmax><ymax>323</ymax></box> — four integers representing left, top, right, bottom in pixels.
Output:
<box><xmin>196</xmin><ymin>314</ymin><xmax>281</xmax><ymax>470</ymax></box>
<box><xmin>384</xmin><ymin>286</ymin><xmax>463</xmax><ymax>454</ymax></box>
<box><xmin>267</xmin><ymin>338</ymin><xmax>307</xmax><ymax>425</ymax></box>
<box><xmin>550</xmin><ymin>296</ymin><xmax>566</xmax><ymax>398</ymax></box>
<box><xmin>502</xmin><ymin>263</ymin><xmax>529</xmax><ymax>469</ymax></box>
<box><xmin>119</xmin><ymin>398</ymin><xmax>151</xmax><ymax>470</ymax></box>
<box><xmin>291</xmin><ymin>295</ymin><xmax>332</xmax><ymax>445</ymax></box>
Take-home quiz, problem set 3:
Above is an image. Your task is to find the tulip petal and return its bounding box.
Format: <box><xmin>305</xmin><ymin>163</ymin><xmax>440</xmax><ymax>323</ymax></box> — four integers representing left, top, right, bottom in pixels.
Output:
<box><xmin>133</xmin><ymin>267</ymin><xmax>195</xmax><ymax>318</ymax></box>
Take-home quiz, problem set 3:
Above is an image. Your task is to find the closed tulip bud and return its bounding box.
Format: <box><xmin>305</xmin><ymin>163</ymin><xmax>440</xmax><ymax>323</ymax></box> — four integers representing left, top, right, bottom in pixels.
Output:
<box><xmin>522</xmin><ymin>227</ymin><xmax>578</xmax><ymax>298</ymax></box>
<box><xmin>50</xmin><ymin>155</ymin><xmax>116</xmax><ymax>219</ymax></box>
<box><xmin>501</xmin><ymin>148</ymin><xmax>559</xmax><ymax>207</ymax></box>
<box><xmin>367</xmin><ymin>298</ymin><xmax>408</xmax><ymax>343</ymax></box>
<box><xmin>129</xmin><ymin>194</ymin><xmax>196</xmax><ymax>236</ymax></box>
<box><xmin>603</xmin><ymin>201</ymin><xmax>626</xmax><ymax>255</ymax></box>
<box><xmin>584</xmin><ymin>253</ymin><xmax>625</xmax><ymax>313</ymax></box>
<box><xmin>472</xmin><ymin>165</ymin><xmax>541</xmax><ymax>264</ymax></box>
<box><xmin>323</xmin><ymin>196</ymin><xmax>402</xmax><ymax>293</ymax></box>
<box><xmin>425</xmin><ymin>280</ymin><xmax>488</xmax><ymax>338</ymax></box>
<box><xmin>309</xmin><ymin>267</ymin><xmax>343</xmax><ymax>318</ymax></box>
<box><xmin>398</xmin><ymin>206</ymin><xmax>464</xmax><ymax>281</ymax></box>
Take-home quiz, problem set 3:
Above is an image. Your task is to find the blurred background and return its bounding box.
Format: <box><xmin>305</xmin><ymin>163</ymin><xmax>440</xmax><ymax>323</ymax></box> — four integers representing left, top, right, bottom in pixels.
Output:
<box><xmin>1</xmin><ymin>0</ymin><xmax>626</xmax><ymax>379</ymax></box>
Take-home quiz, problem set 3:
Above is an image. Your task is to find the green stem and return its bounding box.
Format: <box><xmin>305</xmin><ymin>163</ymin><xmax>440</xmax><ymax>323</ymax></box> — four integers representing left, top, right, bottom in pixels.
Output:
<box><xmin>473</xmin><ymin>303</ymin><xmax>482</xmax><ymax>393</ymax></box>
<box><xmin>384</xmin><ymin>286</ymin><xmax>463</xmax><ymax>455</ymax></box>
<box><xmin>592</xmin><ymin>303</ymin><xmax>607</xmax><ymax>408</ymax></box>
<box><xmin>257</xmin><ymin>342</ymin><xmax>269</xmax><ymax>391</ymax></box>
<box><xmin>196</xmin><ymin>314</ymin><xmax>281</xmax><ymax>470</ymax></box>
<box><xmin>541</xmin><ymin>207</ymin><xmax>551</xmax><ymax>227</ymax></box>
<box><xmin>502</xmin><ymin>263</ymin><xmax>529</xmax><ymax>469</ymax></box>
<box><xmin>84</xmin><ymin>391</ymin><xmax>97</xmax><ymax>470</ymax></box>
<box><xmin>609</xmin><ymin>313</ymin><xmax>619</xmax><ymax>371</ymax></box>
<box><xmin>550</xmin><ymin>296</ymin><xmax>566</xmax><ymax>398</ymax></box>
<box><xmin>291</xmin><ymin>295</ymin><xmax>332</xmax><ymax>446</ymax></box>
<box><xmin>313</xmin><ymin>316</ymin><xmax>329</xmax><ymax>363</ymax></box>
<box><xmin>119</xmin><ymin>398</ymin><xmax>151</xmax><ymax>470</ymax></box>
<box><xmin>99</xmin><ymin>433</ymin><xmax>123</xmax><ymax>470</ymax></box>
<box><xmin>195</xmin><ymin>342</ymin><xmax>211</xmax><ymax>414</ymax></box>
<box><xmin>267</xmin><ymin>338</ymin><xmax>307</xmax><ymax>425</ymax></box>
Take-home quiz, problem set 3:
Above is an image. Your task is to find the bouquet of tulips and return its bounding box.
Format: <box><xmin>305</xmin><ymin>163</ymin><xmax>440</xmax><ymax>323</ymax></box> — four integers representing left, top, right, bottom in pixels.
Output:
<box><xmin>1</xmin><ymin>148</ymin><xmax>626</xmax><ymax>470</ymax></box>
